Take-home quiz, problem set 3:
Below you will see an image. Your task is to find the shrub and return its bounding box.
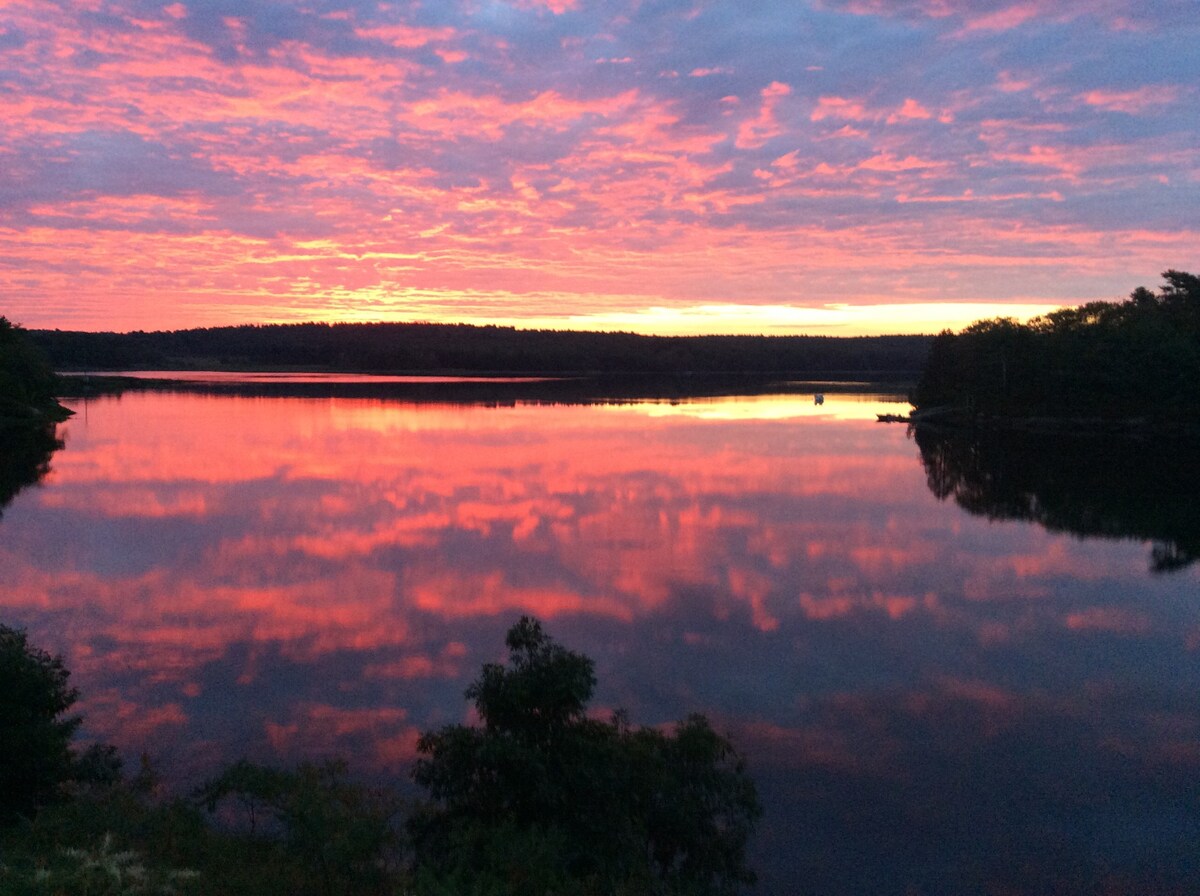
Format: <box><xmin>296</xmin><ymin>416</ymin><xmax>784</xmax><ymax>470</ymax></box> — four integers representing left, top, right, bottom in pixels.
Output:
<box><xmin>410</xmin><ymin>616</ymin><xmax>760</xmax><ymax>895</ymax></box>
<box><xmin>0</xmin><ymin>625</ymin><xmax>81</xmax><ymax>821</ymax></box>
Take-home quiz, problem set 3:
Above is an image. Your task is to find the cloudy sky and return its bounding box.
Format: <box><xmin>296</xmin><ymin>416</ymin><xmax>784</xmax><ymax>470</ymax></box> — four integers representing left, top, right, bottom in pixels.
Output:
<box><xmin>1</xmin><ymin>0</ymin><xmax>1196</xmax><ymax>334</ymax></box>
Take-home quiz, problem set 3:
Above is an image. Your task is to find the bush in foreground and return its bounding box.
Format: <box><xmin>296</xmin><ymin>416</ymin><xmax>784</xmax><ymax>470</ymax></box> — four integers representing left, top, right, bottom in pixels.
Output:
<box><xmin>0</xmin><ymin>625</ymin><xmax>82</xmax><ymax>821</ymax></box>
<box><xmin>410</xmin><ymin>616</ymin><xmax>761</xmax><ymax>895</ymax></box>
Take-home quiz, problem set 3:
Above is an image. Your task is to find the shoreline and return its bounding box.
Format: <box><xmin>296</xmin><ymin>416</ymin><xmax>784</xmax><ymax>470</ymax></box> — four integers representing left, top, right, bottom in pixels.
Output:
<box><xmin>880</xmin><ymin>406</ymin><xmax>1200</xmax><ymax>438</ymax></box>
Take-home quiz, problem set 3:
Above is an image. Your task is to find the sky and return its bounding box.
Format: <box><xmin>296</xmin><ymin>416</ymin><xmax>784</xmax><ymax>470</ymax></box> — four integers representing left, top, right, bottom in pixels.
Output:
<box><xmin>1</xmin><ymin>0</ymin><xmax>1197</xmax><ymax>335</ymax></box>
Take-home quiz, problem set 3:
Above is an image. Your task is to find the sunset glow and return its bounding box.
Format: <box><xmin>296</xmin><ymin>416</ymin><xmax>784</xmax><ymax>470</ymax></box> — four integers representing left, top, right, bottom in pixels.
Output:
<box><xmin>1</xmin><ymin>1</ymin><xmax>1197</xmax><ymax>334</ymax></box>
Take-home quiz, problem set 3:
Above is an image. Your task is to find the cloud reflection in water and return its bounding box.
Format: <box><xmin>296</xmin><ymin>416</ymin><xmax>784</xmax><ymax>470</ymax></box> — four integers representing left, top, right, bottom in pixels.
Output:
<box><xmin>1</xmin><ymin>390</ymin><xmax>1197</xmax><ymax>894</ymax></box>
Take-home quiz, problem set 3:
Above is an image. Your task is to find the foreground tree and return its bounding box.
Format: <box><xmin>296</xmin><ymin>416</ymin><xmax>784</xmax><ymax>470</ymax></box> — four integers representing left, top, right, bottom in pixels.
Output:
<box><xmin>0</xmin><ymin>624</ymin><xmax>82</xmax><ymax>821</ymax></box>
<box><xmin>410</xmin><ymin>617</ymin><xmax>761</xmax><ymax>895</ymax></box>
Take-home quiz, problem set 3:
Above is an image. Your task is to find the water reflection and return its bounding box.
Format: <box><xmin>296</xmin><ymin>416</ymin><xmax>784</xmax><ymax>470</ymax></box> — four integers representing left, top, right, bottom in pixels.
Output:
<box><xmin>915</xmin><ymin>424</ymin><xmax>1200</xmax><ymax>573</ymax></box>
<box><xmin>1</xmin><ymin>390</ymin><xmax>1198</xmax><ymax>894</ymax></box>
<box><xmin>0</xmin><ymin>422</ymin><xmax>62</xmax><ymax>518</ymax></box>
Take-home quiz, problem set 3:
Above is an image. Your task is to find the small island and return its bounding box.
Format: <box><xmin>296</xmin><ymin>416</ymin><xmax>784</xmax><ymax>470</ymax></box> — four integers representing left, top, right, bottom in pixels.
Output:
<box><xmin>909</xmin><ymin>270</ymin><xmax>1200</xmax><ymax>432</ymax></box>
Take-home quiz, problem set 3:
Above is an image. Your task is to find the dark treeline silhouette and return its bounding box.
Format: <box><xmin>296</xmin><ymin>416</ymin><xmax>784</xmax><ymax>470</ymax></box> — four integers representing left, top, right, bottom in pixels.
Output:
<box><xmin>32</xmin><ymin>321</ymin><xmax>932</xmax><ymax>377</ymax></box>
<box><xmin>1</xmin><ymin>317</ymin><xmax>70</xmax><ymax>424</ymax></box>
<box><xmin>915</xmin><ymin>424</ymin><xmax>1200</xmax><ymax>572</ymax></box>
<box><xmin>911</xmin><ymin>270</ymin><xmax>1200</xmax><ymax>423</ymax></box>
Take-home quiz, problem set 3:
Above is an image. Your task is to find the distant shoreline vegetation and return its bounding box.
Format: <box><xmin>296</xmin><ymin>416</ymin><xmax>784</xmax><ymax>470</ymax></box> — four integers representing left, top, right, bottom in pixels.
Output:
<box><xmin>31</xmin><ymin>321</ymin><xmax>932</xmax><ymax>378</ymax></box>
<box><xmin>910</xmin><ymin>270</ymin><xmax>1200</xmax><ymax>431</ymax></box>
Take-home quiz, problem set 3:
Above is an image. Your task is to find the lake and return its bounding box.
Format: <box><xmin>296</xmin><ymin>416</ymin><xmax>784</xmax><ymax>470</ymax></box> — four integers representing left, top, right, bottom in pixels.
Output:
<box><xmin>2</xmin><ymin>379</ymin><xmax>1198</xmax><ymax>894</ymax></box>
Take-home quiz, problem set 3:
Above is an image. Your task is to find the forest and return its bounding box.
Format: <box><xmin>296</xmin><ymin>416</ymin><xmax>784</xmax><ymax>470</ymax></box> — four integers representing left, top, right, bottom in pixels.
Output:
<box><xmin>0</xmin><ymin>318</ymin><xmax>70</xmax><ymax>519</ymax></box>
<box><xmin>0</xmin><ymin>317</ymin><xmax>70</xmax><ymax>428</ymax></box>
<box><xmin>31</xmin><ymin>322</ymin><xmax>932</xmax><ymax>378</ymax></box>
<box><xmin>910</xmin><ymin>270</ymin><xmax>1200</xmax><ymax>423</ymax></box>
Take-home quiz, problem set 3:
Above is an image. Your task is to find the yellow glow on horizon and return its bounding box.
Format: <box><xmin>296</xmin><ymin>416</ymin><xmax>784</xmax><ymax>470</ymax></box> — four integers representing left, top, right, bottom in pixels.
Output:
<box><xmin>304</xmin><ymin>300</ymin><xmax>1068</xmax><ymax>337</ymax></box>
<box><xmin>608</xmin><ymin>391</ymin><xmax>912</xmax><ymax>421</ymax></box>
<box><xmin>487</xmin><ymin>301</ymin><xmax>1066</xmax><ymax>336</ymax></box>
<box><xmin>25</xmin><ymin>284</ymin><xmax>1070</xmax><ymax>337</ymax></box>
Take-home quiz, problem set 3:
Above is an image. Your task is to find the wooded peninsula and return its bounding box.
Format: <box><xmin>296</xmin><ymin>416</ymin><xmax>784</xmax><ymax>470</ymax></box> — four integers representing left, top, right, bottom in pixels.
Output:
<box><xmin>911</xmin><ymin>270</ymin><xmax>1200</xmax><ymax>428</ymax></box>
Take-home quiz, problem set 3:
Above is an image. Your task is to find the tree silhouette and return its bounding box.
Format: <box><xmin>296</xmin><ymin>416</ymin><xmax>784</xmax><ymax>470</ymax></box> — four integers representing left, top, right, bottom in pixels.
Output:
<box><xmin>911</xmin><ymin>270</ymin><xmax>1200</xmax><ymax>421</ymax></box>
<box><xmin>410</xmin><ymin>617</ymin><xmax>760</xmax><ymax>895</ymax></box>
<box><xmin>0</xmin><ymin>625</ymin><xmax>81</xmax><ymax>821</ymax></box>
<box><xmin>1</xmin><ymin>316</ymin><xmax>68</xmax><ymax>520</ymax></box>
<box><xmin>1</xmin><ymin>317</ymin><xmax>65</xmax><ymax>420</ymax></box>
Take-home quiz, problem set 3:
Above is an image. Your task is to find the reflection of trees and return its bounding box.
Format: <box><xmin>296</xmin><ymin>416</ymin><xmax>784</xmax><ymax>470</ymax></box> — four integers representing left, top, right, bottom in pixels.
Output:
<box><xmin>915</xmin><ymin>425</ymin><xmax>1200</xmax><ymax>572</ymax></box>
<box><xmin>57</xmin><ymin>372</ymin><xmax>909</xmax><ymax>406</ymax></box>
<box><xmin>0</xmin><ymin>422</ymin><xmax>62</xmax><ymax>519</ymax></box>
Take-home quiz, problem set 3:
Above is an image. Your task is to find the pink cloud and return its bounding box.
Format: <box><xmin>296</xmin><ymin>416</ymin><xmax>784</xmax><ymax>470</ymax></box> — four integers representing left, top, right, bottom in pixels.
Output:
<box><xmin>857</xmin><ymin>153</ymin><xmax>942</xmax><ymax>172</ymax></box>
<box><xmin>811</xmin><ymin>95</ymin><xmax>870</xmax><ymax>122</ymax></box>
<box><xmin>822</xmin><ymin>0</ymin><xmax>1163</xmax><ymax>34</ymax></box>
<box><xmin>812</xmin><ymin>95</ymin><xmax>945</xmax><ymax>126</ymax></box>
<box><xmin>887</xmin><ymin>98</ymin><xmax>933</xmax><ymax>123</ymax></box>
<box><xmin>735</xmin><ymin>81</ymin><xmax>791</xmax><ymax>148</ymax></box>
<box><xmin>995</xmin><ymin>70</ymin><xmax>1034</xmax><ymax>93</ymax></box>
<box><xmin>955</xmin><ymin>2</ymin><xmax>1041</xmax><ymax>33</ymax></box>
<box><xmin>354</xmin><ymin>24</ymin><xmax>459</xmax><ymax>48</ymax></box>
<box><xmin>0</xmin><ymin>0</ymin><xmax>1192</xmax><ymax>333</ymax></box>
<box><xmin>1080</xmin><ymin>86</ymin><xmax>1181</xmax><ymax>113</ymax></box>
<box><xmin>511</xmin><ymin>0</ymin><xmax>579</xmax><ymax>13</ymax></box>
<box><xmin>825</xmin><ymin>0</ymin><xmax>957</xmax><ymax>17</ymax></box>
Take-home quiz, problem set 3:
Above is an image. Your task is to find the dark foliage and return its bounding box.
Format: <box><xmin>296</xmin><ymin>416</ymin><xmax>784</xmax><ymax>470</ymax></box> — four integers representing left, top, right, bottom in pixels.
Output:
<box><xmin>0</xmin><ymin>625</ymin><xmax>82</xmax><ymax>821</ymax></box>
<box><xmin>0</xmin><ymin>317</ymin><xmax>69</xmax><ymax>519</ymax></box>
<box><xmin>0</xmin><ymin>628</ymin><xmax>404</xmax><ymax>896</ymax></box>
<box><xmin>911</xmin><ymin>271</ymin><xmax>1200</xmax><ymax>421</ymax></box>
<box><xmin>410</xmin><ymin>616</ymin><xmax>761</xmax><ymax>895</ymax></box>
<box><xmin>0</xmin><ymin>317</ymin><xmax>69</xmax><ymax>424</ymax></box>
<box><xmin>32</xmin><ymin>321</ymin><xmax>932</xmax><ymax>377</ymax></box>
<box><xmin>2</xmin><ymin>754</ymin><xmax>398</xmax><ymax>896</ymax></box>
<box><xmin>196</xmin><ymin>759</ymin><xmax>403</xmax><ymax>896</ymax></box>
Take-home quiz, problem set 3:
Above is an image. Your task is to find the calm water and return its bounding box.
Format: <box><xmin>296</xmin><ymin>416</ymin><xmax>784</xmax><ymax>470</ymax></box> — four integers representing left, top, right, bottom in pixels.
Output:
<box><xmin>2</xmin><ymin>383</ymin><xmax>1199</xmax><ymax>894</ymax></box>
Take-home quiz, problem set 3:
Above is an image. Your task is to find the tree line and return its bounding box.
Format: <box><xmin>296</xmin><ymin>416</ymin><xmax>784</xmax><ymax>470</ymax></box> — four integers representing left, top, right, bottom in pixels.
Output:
<box><xmin>1</xmin><ymin>317</ymin><xmax>70</xmax><ymax>427</ymax></box>
<box><xmin>32</xmin><ymin>322</ymin><xmax>931</xmax><ymax>377</ymax></box>
<box><xmin>911</xmin><ymin>270</ymin><xmax>1200</xmax><ymax>422</ymax></box>
<box><xmin>0</xmin><ymin>318</ymin><xmax>70</xmax><ymax>520</ymax></box>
